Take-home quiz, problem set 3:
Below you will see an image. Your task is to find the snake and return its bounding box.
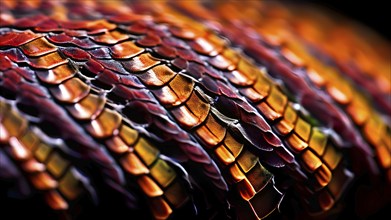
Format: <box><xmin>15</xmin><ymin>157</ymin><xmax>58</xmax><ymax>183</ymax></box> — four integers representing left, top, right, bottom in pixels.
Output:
<box><xmin>0</xmin><ymin>1</ymin><xmax>390</xmax><ymax>219</ymax></box>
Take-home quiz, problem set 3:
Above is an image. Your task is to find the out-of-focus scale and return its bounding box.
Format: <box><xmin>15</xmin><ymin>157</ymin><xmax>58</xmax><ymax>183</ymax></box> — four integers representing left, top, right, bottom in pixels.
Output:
<box><xmin>0</xmin><ymin>1</ymin><xmax>390</xmax><ymax>220</ymax></box>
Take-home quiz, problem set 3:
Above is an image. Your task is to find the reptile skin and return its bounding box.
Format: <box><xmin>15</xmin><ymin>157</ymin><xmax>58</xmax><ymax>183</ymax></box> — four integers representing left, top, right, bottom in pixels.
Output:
<box><xmin>0</xmin><ymin>1</ymin><xmax>390</xmax><ymax>220</ymax></box>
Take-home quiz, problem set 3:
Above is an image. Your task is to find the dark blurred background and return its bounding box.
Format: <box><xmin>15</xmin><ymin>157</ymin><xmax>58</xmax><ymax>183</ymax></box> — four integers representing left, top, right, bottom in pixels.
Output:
<box><xmin>285</xmin><ymin>0</ymin><xmax>390</xmax><ymax>40</ymax></box>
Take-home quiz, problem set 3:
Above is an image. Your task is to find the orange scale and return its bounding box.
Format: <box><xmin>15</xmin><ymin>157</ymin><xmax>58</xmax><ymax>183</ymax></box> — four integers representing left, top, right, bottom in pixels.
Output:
<box><xmin>306</xmin><ymin>67</ymin><xmax>327</xmax><ymax>87</ymax></box>
<box><xmin>237</xmin><ymin>59</ymin><xmax>259</xmax><ymax>82</ymax></box>
<box><xmin>229</xmin><ymin>163</ymin><xmax>246</xmax><ymax>183</ymax></box>
<box><xmin>0</xmin><ymin>124</ymin><xmax>9</xmax><ymax>143</ymax></box>
<box><xmin>30</xmin><ymin>172</ymin><xmax>58</xmax><ymax>190</ymax></box>
<box><xmin>137</xmin><ymin>175</ymin><xmax>164</xmax><ymax>197</ymax></box>
<box><xmin>184</xmin><ymin>91</ymin><xmax>210</xmax><ymax>122</ymax></box>
<box><xmin>363</xmin><ymin>116</ymin><xmax>385</xmax><ymax>146</ymax></box>
<box><xmin>123</xmin><ymin>53</ymin><xmax>160</xmax><ymax>73</ymax></box>
<box><xmin>106</xmin><ymin>136</ymin><xmax>129</xmax><ymax>154</ymax></box>
<box><xmin>222</xmin><ymin>48</ymin><xmax>240</xmax><ymax>68</ymax></box>
<box><xmin>9</xmin><ymin>137</ymin><xmax>31</xmax><ymax>161</ymax></box>
<box><xmin>376</xmin><ymin>143</ymin><xmax>391</xmax><ymax>169</ymax></box>
<box><xmin>33</xmin><ymin>143</ymin><xmax>52</xmax><ymax>163</ymax></box>
<box><xmin>119</xmin><ymin>125</ymin><xmax>139</xmax><ymax>146</ymax></box>
<box><xmin>204</xmin><ymin>114</ymin><xmax>227</xmax><ymax>145</ymax></box>
<box><xmin>275</xmin><ymin>120</ymin><xmax>295</xmax><ymax>136</ymax></box>
<box><xmin>308</xmin><ymin>128</ymin><xmax>328</xmax><ymax>156</ymax></box>
<box><xmin>240</xmin><ymin>87</ymin><xmax>265</xmax><ymax>103</ymax></box>
<box><xmin>153</xmin><ymin>86</ymin><xmax>180</xmax><ymax>107</ymax></box>
<box><xmin>168</xmin><ymin>74</ymin><xmax>194</xmax><ymax>103</ymax></box>
<box><xmin>257</xmin><ymin>102</ymin><xmax>282</xmax><ymax>121</ymax></box>
<box><xmin>237</xmin><ymin>178</ymin><xmax>256</xmax><ymax>201</ymax></box>
<box><xmin>85</xmin><ymin>108</ymin><xmax>122</xmax><ymax>139</ymax></box>
<box><xmin>237</xmin><ymin>150</ymin><xmax>259</xmax><ymax>173</ymax></box>
<box><xmin>322</xmin><ymin>144</ymin><xmax>342</xmax><ymax>170</ymax></box>
<box><xmin>223</xmin><ymin>132</ymin><xmax>243</xmax><ymax>158</ymax></box>
<box><xmin>21</xmin><ymin>159</ymin><xmax>45</xmax><ymax>173</ymax></box>
<box><xmin>150</xmin><ymin>159</ymin><xmax>176</xmax><ymax>188</ymax></box>
<box><xmin>1</xmin><ymin>108</ymin><xmax>28</xmax><ymax>139</ymax></box>
<box><xmin>266</xmin><ymin>86</ymin><xmax>288</xmax><ymax>119</ymax></box>
<box><xmin>149</xmin><ymin>197</ymin><xmax>173</xmax><ymax>220</ymax></box>
<box><xmin>215</xmin><ymin>145</ymin><xmax>235</xmax><ymax>165</ymax></box>
<box><xmin>134</xmin><ymin>138</ymin><xmax>159</xmax><ymax>166</ymax></box>
<box><xmin>346</xmin><ymin>96</ymin><xmax>370</xmax><ymax>126</ymax></box>
<box><xmin>170</xmin><ymin>24</ymin><xmax>204</xmax><ymax>40</ymax></box>
<box><xmin>326</xmin><ymin>80</ymin><xmax>353</xmax><ymax>105</ymax></box>
<box><xmin>138</xmin><ymin>65</ymin><xmax>177</xmax><ymax>87</ymax></box>
<box><xmin>253</xmin><ymin>75</ymin><xmax>272</xmax><ymax>101</ymax></box>
<box><xmin>20</xmin><ymin>37</ymin><xmax>57</xmax><ymax>57</ymax></box>
<box><xmin>190</xmin><ymin>34</ymin><xmax>225</xmax><ymax>56</ymax></box>
<box><xmin>153</xmin><ymin>74</ymin><xmax>194</xmax><ymax>107</ymax></box>
<box><xmin>45</xmin><ymin>190</ymin><xmax>69</xmax><ymax>210</ymax></box>
<box><xmin>171</xmin><ymin>103</ymin><xmax>204</xmax><ymax>130</ymax></box>
<box><xmin>66</xmin><ymin>94</ymin><xmax>105</xmax><ymax>120</ymax></box>
<box><xmin>58</xmin><ymin>169</ymin><xmax>83</xmax><ymax>200</ymax></box>
<box><xmin>208</xmin><ymin>53</ymin><xmax>236</xmax><ymax>71</ymax></box>
<box><xmin>110</xmin><ymin>41</ymin><xmax>144</xmax><ymax>59</ymax></box>
<box><xmin>195</xmin><ymin>123</ymin><xmax>223</xmax><ymax>147</ymax></box>
<box><xmin>121</xmin><ymin>152</ymin><xmax>149</xmax><ymax>175</ymax></box>
<box><xmin>314</xmin><ymin>164</ymin><xmax>332</xmax><ymax>189</ymax></box>
<box><xmin>84</xmin><ymin>19</ymin><xmax>117</xmax><ymax>34</ymax></box>
<box><xmin>29</xmin><ymin>52</ymin><xmax>68</xmax><ymax>69</ymax></box>
<box><xmin>281</xmin><ymin>47</ymin><xmax>305</xmax><ymax>67</ymax></box>
<box><xmin>301</xmin><ymin>149</ymin><xmax>322</xmax><ymax>172</ymax></box>
<box><xmin>36</xmin><ymin>64</ymin><xmax>76</xmax><ymax>85</ymax></box>
<box><xmin>226</xmin><ymin>69</ymin><xmax>256</xmax><ymax>86</ymax></box>
<box><xmin>92</xmin><ymin>30</ymin><xmax>129</xmax><ymax>45</ymax></box>
<box><xmin>294</xmin><ymin>117</ymin><xmax>311</xmax><ymax>142</ymax></box>
<box><xmin>50</xmin><ymin>78</ymin><xmax>90</xmax><ymax>103</ymax></box>
<box><xmin>287</xmin><ymin>133</ymin><xmax>308</xmax><ymax>152</ymax></box>
<box><xmin>46</xmin><ymin>152</ymin><xmax>69</xmax><ymax>178</ymax></box>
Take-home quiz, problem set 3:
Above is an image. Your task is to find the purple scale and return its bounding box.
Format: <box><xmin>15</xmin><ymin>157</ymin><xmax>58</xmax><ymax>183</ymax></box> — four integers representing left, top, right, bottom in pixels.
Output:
<box><xmin>0</xmin><ymin>32</ymin><xmax>40</xmax><ymax>47</ymax></box>
<box><xmin>47</xmin><ymin>33</ymin><xmax>74</xmax><ymax>44</ymax></box>
<box><xmin>13</xmin><ymin>14</ymin><xmax>48</xmax><ymax>29</ymax></box>
<box><xmin>136</xmin><ymin>34</ymin><xmax>162</xmax><ymax>47</ymax></box>
<box><xmin>96</xmin><ymin>69</ymin><xmax>121</xmax><ymax>86</ymax></box>
<box><xmin>84</xmin><ymin>59</ymin><xmax>105</xmax><ymax>76</ymax></box>
<box><xmin>176</xmin><ymin>48</ymin><xmax>203</xmax><ymax>63</ymax></box>
<box><xmin>61</xmin><ymin>47</ymin><xmax>91</xmax><ymax>61</ymax></box>
<box><xmin>153</xmin><ymin>45</ymin><xmax>177</xmax><ymax>59</ymax></box>
<box><xmin>99</xmin><ymin>59</ymin><xmax>129</xmax><ymax>75</ymax></box>
<box><xmin>0</xmin><ymin>54</ymin><xmax>13</xmax><ymax>71</ymax></box>
<box><xmin>14</xmin><ymin>67</ymin><xmax>36</xmax><ymax>82</ymax></box>
<box><xmin>34</xmin><ymin>19</ymin><xmax>62</xmax><ymax>32</ymax></box>
<box><xmin>162</xmin><ymin>37</ymin><xmax>188</xmax><ymax>49</ymax></box>
<box><xmin>171</xmin><ymin>57</ymin><xmax>188</xmax><ymax>70</ymax></box>
<box><xmin>125</xmin><ymin>21</ymin><xmax>150</xmax><ymax>35</ymax></box>
<box><xmin>88</xmin><ymin>47</ymin><xmax>112</xmax><ymax>59</ymax></box>
<box><xmin>119</xmin><ymin>75</ymin><xmax>145</xmax><ymax>89</ymax></box>
<box><xmin>19</xmin><ymin>81</ymin><xmax>50</xmax><ymax>98</ymax></box>
<box><xmin>0</xmin><ymin>48</ymin><xmax>29</xmax><ymax>64</ymax></box>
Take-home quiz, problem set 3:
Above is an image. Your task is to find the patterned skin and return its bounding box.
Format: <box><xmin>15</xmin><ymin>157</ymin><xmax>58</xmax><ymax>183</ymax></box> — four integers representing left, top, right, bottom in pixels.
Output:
<box><xmin>0</xmin><ymin>1</ymin><xmax>390</xmax><ymax>220</ymax></box>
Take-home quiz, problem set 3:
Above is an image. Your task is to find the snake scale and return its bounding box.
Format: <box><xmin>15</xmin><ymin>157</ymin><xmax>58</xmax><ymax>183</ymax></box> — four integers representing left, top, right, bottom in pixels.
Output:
<box><xmin>0</xmin><ymin>1</ymin><xmax>390</xmax><ymax>220</ymax></box>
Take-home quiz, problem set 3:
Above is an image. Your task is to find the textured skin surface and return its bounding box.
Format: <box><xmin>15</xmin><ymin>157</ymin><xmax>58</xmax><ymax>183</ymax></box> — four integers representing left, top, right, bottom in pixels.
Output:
<box><xmin>0</xmin><ymin>1</ymin><xmax>390</xmax><ymax>220</ymax></box>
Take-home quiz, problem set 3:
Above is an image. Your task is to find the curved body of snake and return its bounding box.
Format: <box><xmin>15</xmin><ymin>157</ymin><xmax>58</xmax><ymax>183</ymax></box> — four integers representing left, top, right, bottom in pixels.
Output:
<box><xmin>0</xmin><ymin>1</ymin><xmax>390</xmax><ymax>220</ymax></box>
